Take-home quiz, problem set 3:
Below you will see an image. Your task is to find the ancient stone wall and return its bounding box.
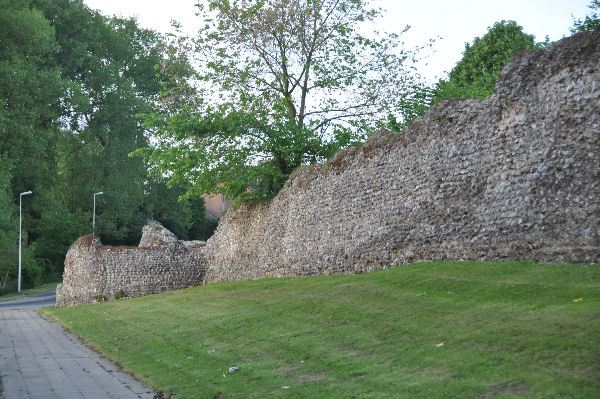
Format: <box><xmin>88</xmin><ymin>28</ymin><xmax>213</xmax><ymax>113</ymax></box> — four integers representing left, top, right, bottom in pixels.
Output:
<box><xmin>56</xmin><ymin>224</ymin><xmax>206</xmax><ymax>307</ymax></box>
<box><xmin>57</xmin><ymin>30</ymin><xmax>599</xmax><ymax>305</ymax></box>
<box><xmin>204</xmin><ymin>29</ymin><xmax>600</xmax><ymax>283</ymax></box>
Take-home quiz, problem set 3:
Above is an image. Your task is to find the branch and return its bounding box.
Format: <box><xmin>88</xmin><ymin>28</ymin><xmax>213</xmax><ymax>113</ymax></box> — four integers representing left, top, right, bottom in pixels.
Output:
<box><xmin>303</xmin><ymin>100</ymin><xmax>374</xmax><ymax>117</ymax></box>
<box><xmin>312</xmin><ymin>109</ymin><xmax>381</xmax><ymax>132</ymax></box>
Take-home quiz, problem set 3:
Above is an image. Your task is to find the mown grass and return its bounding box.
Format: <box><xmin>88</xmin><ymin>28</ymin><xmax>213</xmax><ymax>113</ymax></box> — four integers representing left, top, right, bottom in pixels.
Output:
<box><xmin>44</xmin><ymin>261</ymin><xmax>600</xmax><ymax>398</ymax></box>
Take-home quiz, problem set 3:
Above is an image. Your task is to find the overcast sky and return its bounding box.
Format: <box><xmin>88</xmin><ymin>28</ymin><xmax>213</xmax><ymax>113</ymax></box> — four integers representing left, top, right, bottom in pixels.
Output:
<box><xmin>84</xmin><ymin>0</ymin><xmax>591</xmax><ymax>82</ymax></box>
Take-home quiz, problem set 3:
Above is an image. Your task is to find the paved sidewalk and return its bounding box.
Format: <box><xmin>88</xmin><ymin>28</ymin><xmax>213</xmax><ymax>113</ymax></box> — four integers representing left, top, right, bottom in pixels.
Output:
<box><xmin>0</xmin><ymin>293</ymin><xmax>156</xmax><ymax>399</ymax></box>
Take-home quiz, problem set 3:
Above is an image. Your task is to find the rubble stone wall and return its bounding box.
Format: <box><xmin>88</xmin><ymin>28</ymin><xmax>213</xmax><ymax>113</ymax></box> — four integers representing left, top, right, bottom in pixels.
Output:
<box><xmin>57</xmin><ymin>30</ymin><xmax>600</xmax><ymax>306</ymax></box>
<box><xmin>56</xmin><ymin>228</ymin><xmax>207</xmax><ymax>307</ymax></box>
<box><xmin>204</xmin><ymin>29</ymin><xmax>600</xmax><ymax>283</ymax></box>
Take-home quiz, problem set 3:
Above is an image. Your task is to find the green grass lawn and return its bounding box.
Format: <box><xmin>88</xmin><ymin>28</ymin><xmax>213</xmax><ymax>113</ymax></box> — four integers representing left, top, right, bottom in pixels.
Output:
<box><xmin>43</xmin><ymin>261</ymin><xmax>600</xmax><ymax>398</ymax></box>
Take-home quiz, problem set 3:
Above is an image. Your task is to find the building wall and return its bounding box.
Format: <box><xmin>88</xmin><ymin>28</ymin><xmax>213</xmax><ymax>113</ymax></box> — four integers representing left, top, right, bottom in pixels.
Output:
<box><xmin>204</xmin><ymin>193</ymin><xmax>233</xmax><ymax>221</ymax></box>
<box><xmin>203</xmin><ymin>193</ymin><xmax>224</xmax><ymax>221</ymax></box>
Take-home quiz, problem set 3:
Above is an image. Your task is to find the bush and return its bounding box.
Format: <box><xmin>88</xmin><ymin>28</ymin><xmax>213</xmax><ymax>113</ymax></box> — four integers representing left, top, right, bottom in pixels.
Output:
<box><xmin>21</xmin><ymin>243</ymin><xmax>43</xmax><ymax>289</ymax></box>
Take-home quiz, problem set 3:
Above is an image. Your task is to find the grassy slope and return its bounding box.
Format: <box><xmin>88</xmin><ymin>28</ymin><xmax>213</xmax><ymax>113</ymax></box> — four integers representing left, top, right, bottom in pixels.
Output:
<box><xmin>44</xmin><ymin>261</ymin><xmax>600</xmax><ymax>399</ymax></box>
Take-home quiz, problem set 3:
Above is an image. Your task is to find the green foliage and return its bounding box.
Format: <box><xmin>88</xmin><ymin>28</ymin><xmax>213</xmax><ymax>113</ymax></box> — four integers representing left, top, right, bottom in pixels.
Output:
<box><xmin>47</xmin><ymin>261</ymin><xmax>600</xmax><ymax>398</ymax></box>
<box><xmin>137</xmin><ymin>106</ymin><xmax>358</xmax><ymax>201</ymax></box>
<box><xmin>144</xmin><ymin>184</ymin><xmax>216</xmax><ymax>241</ymax></box>
<box><xmin>33</xmin><ymin>0</ymin><xmax>215</xmax><ymax>247</ymax></box>
<box><xmin>139</xmin><ymin>0</ymin><xmax>426</xmax><ymax>201</ymax></box>
<box><xmin>143</xmin><ymin>177</ymin><xmax>193</xmax><ymax>240</ymax></box>
<box><xmin>434</xmin><ymin>21</ymin><xmax>539</xmax><ymax>102</ymax></box>
<box><xmin>0</xmin><ymin>0</ymin><xmax>63</xmax><ymax>195</ymax></box>
<box><xmin>34</xmin><ymin>0</ymin><xmax>163</xmax><ymax>245</ymax></box>
<box><xmin>21</xmin><ymin>243</ymin><xmax>43</xmax><ymax>289</ymax></box>
<box><xmin>571</xmin><ymin>1</ymin><xmax>600</xmax><ymax>33</ymax></box>
<box><xmin>33</xmin><ymin>190</ymin><xmax>89</xmax><ymax>270</ymax></box>
<box><xmin>0</xmin><ymin>158</ymin><xmax>17</xmax><ymax>289</ymax></box>
<box><xmin>386</xmin><ymin>83</ymin><xmax>436</xmax><ymax>131</ymax></box>
<box><xmin>0</xmin><ymin>0</ymin><xmax>218</xmax><ymax>290</ymax></box>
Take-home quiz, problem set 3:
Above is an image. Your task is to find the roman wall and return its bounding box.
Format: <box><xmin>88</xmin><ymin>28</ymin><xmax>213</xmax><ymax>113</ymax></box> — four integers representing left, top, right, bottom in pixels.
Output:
<box><xmin>203</xmin><ymin>29</ymin><xmax>600</xmax><ymax>283</ymax></box>
<box><xmin>57</xmin><ymin>29</ymin><xmax>599</xmax><ymax>306</ymax></box>
<box><xmin>56</xmin><ymin>224</ymin><xmax>207</xmax><ymax>307</ymax></box>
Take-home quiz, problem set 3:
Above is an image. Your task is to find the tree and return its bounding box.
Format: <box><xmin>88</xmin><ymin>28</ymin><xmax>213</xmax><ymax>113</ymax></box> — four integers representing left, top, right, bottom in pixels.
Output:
<box><xmin>0</xmin><ymin>157</ymin><xmax>17</xmax><ymax>290</ymax></box>
<box><xmin>137</xmin><ymin>0</ymin><xmax>425</xmax><ymax>201</ymax></box>
<box><xmin>0</xmin><ymin>0</ymin><xmax>218</xmax><ymax>292</ymax></box>
<box><xmin>434</xmin><ymin>21</ymin><xmax>539</xmax><ymax>102</ymax></box>
<box><xmin>0</xmin><ymin>0</ymin><xmax>64</xmax><ymax>195</ymax></box>
<box><xmin>571</xmin><ymin>1</ymin><xmax>600</xmax><ymax>33</ymax></box>
<box><xmin>0</xmin><ymin>0</ymin><xmax>64</xmax><ymax>289</ymax></box>
<box><xmin>34</xmin><ymin>0</ymin><xmax>176</xmax><ymax>246</ymax></box>
<box><xmin>38</xmin><ymin>1</ymin><xmax>161</xmax><ymax>244</ymax></box>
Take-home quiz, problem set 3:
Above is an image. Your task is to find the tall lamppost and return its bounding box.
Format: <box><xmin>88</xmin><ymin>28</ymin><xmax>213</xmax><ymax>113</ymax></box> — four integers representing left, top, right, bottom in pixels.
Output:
<box><xmin>93</xmin><ymin>191</ymin><xmax>104</xmax><ymax>236</ymax></box>
<box><xmin>18</xmin><ymin>190</ymin><xmax>32</xmax><ymax>293</ymax></box>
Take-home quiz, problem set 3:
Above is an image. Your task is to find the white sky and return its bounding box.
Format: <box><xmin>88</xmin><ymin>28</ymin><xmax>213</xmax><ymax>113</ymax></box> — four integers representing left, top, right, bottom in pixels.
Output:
<box><xmin>84</xmin><ymin>0</ymin><xmax>591</xmax><ymax>83</ymax></box>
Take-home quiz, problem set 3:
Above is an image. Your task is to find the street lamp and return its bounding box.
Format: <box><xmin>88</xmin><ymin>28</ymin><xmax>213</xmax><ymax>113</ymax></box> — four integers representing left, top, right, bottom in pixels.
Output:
<box><xmin>93</xmin><ymin>192</ymin><xmax>104</xmax><ymax>236</ymax></box>
<box><xmin>18</xmin><ymin>190</ymin><xmax>32</xmax><ymax>293</ymax></box>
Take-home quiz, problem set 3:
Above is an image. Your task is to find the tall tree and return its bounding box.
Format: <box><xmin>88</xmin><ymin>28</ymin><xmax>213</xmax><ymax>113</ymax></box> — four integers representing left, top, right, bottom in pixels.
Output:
<box><xmin>0</xmin><ymin>157</ymin><xmax>17</xmax><ymax>290</ymax></box>
<box><xmin>571</xmin><ymin>0</ymin><xmax>600</xmax><ymax>33</ymax></box>
<box><xmin>137</xmin><ymin>0</ymin><xmax>425</xmax><ymax>201</ymax></box>
<box><xmin>434</xmin><ymin>20</ymin><xmax>539</xmax><ymax>102</ymax></box>
<box><xmin>0</xmin><ymin>0</ymin><xmax>216</xmax><ymax>292</ymax></box>
<box><xmin>0</xmin><ymin>0</ymin><xmax>65</xmax><ymax>288</ymax></box>
<box><xmin>0</xmin><ymin>0</ymin><xmax>64</xmax><ymax>193</ymax></box>
<box><xmin>40</xmin><ymin>0</ymin><xmax>214</xmax><ymax>246</ymax></box>
<box><xmin>34</xmin><ymin>0</ymin><xmax>165</xmax><ymax>245</ymax></box>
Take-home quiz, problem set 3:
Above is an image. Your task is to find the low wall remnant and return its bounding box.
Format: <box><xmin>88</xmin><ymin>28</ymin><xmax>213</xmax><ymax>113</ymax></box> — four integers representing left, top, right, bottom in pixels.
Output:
<box><xmin>56</xmin><ymin>223</ymin><xmax>206</xmax><ymax>307</ymax></box>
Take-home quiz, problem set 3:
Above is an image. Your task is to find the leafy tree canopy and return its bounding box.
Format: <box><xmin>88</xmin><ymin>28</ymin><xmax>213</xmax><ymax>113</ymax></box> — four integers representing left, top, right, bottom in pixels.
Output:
<box><xmin>0</xmin><ymin>0</ymin><xmax>215</xmax><ymax>292</ymax></box>
<box><xmin>136</xmin><ymin>0</ymin><xmax>427</xmax><ymax>201</ymax></box>
<box><xmin>434</xmin><ymin>20</ymin><xmax>540</xmax><ymax>102</ymax></box>
<box><xmin>0</xmin><ymin>157</ymin><xmax>17</xmax><ymax>289</ymax></box>
<box><xmin>0</xmin><ymin>0</ymin><xmax>65</xmax><ymax>288</ymax></box>
<box><xmin>571</xmin><ymin>0</ymin><xmax>600</xmax><ymax>33</ymax></box>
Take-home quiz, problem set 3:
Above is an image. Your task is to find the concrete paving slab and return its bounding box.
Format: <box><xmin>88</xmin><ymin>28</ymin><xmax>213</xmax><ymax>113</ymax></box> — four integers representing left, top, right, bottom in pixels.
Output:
<box><xmin>0</xmin><ymin>292</ymin><xmax>157</xmax><ymax>399</ymax></box>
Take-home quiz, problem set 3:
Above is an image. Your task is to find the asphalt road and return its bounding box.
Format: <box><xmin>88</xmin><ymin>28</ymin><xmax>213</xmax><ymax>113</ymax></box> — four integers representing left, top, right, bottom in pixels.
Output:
<box><xmin>0</xmin><ymin>289</ymin><xmax>57</xmax><ymax>310</ymax></box>
<box><xmin>0</xmin><ymin>289</ymin><xmax>157</xmax><ymax>398</ymax></box>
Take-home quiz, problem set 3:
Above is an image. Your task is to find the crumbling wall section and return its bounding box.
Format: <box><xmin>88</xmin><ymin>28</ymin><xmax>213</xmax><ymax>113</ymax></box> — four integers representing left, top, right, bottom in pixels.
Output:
<box><xmin>56</xmin><ymin>224</ymin><xmax>207</xmax><ymax>307</ymax></box>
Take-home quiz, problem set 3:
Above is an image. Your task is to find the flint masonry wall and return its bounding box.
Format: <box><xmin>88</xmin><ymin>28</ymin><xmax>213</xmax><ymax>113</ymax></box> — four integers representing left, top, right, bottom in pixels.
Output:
<box><xmin>203</xmin><ymin>29</ymin><xmax>600</xmax><ymax>283</ymax></box>
<box><xmin>56</xmin><ymin>225</ymin><xmax>207</xmax><ymax>307</ymax></box>
<box><xmin>57</xmin><ymin>30</ymin><xmax>599</xmax><ymax>306</ymax></box>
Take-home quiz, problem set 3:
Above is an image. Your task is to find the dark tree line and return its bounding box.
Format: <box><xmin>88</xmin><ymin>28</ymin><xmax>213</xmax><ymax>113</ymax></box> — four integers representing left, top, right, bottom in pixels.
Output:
<box><xmin>0</xmin><ymin>0</ymin><xmax>214</xmax><ymax>292</ymax></box>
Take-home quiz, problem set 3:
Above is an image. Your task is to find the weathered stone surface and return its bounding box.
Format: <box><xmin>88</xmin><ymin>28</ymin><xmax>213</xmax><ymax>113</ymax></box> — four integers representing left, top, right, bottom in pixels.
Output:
<box><xmin>203</xmin><ymin>29</ymin><xmax>600</xmax><ymax>283</ymax></box>
<box><xmin>56</xmin><ymin>226</ymin><xmax>207</xmax><ymax>307</ymax></box>
<box><xmin>57</xmin><ymin>30</ymin><xmax>600</xmax><ymax>306</ymax></box>
<box><xmin>138</xmin><ymin>221</ymin><xmax>178</xmax><ymax>248</ymax></box>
